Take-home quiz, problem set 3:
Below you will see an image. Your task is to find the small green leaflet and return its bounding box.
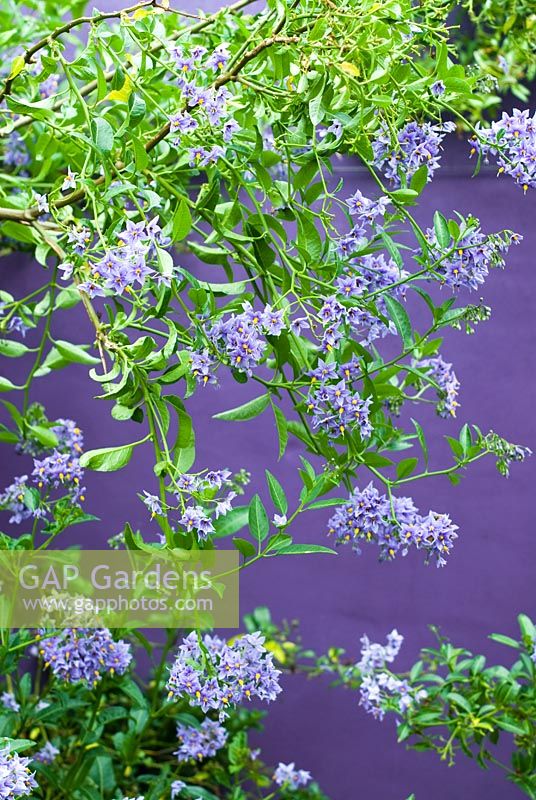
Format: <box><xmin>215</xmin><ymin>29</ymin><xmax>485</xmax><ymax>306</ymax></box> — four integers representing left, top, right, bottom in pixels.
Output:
<box><xmin>213</xmin><ymin>393</ymin><xmax>270</xmax><ymax>422</ymax></box>
<box><xmin>433</xmin><ymin>210</ymin><xmax>451</xmax><ymax>249</ymax></box>
<box><xmin>383</xmin><ymin>295</ymin><xmax>413</xmax><ymax>349</ymax></box>
<box><xmin>248</xmin><ymin>494</ymin><xmax>269</xmax><ymax>543</ymax></box>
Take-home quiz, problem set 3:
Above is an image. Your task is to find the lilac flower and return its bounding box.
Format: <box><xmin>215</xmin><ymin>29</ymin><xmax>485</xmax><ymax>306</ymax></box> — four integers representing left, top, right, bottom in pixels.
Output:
<box><xmin>1</xmin><ymin>692</ymin><xmax>20</xmax><ymax>712</ymax></box>
<box><xmin>39</xmin><ymin>628</ymin><xmax>132</xmax><ymax>686</ymax></box>
<box><xmin>190</xmin><ymin>350</ymin><xmax>218</xmax><ymax>386</ymax></box>
<box><xmin>205</xmin><ymin>303</ymin><xmax>285</xmax><ymax>376</ymax></box>
<box><xmin>169</xmin><ymin>111</ymin><xmax>199</xmax><ymax>136</ymax></box>
<box><xmin>78</xmin><ymin>280</ymin><xmax>106</xmax><ymax>298</ymax></box>
<box><xmin>32</xmin><ymin>450</ymin><xmax>85</xmax><ymax>500</ymax></box>
<box><xmin>357</xmin><ymin>631</ymin><xmax>427</xmax><ymax>720</ymax></box>
<box><xmin>180</xmin><ymin>506</ymin><xmax>214</xmax><ymax>540</ymax></box>
<box><xmin>35</xmin><ymin>194</ymin><xmax>49</xmax><ymax>214</ymax></box>
<box><xmin>7</xmin><ymin>317</ymin><xmax>30</xmax><ymax>337</ymax></box>
<box><xmin>176</xmin><ymin>474</ymin><xmax>199</xmax><ymax>493</ymax></box>
<box><xmin>67</xmin><ymin>226</ymin><xmax>92</xmax><ymax>254</ymax></box>
<box><xmin>373</xmin><ymin>120</ymin><xmax>455</xmax><ymax>186</ymax></box>
<box><xmin>430</xmin><ymin>80</ymin><xmax>445</xmax><ymax>97</ymax></box>
<box><xmin>167</xmin><ymin>631</ymin><xmax>282</xmax><ymax>717</ymax></box>
<box><xmin>3</xmin><ymin>132</ymin><xmax>29</xmax><ymax>168</ymax></box>
<box><xmin>416</xmin><ymin>356</ymin><xmax>460</xmax><ymax>417</ymax></box>
<box><xmin>498</xmin><ymin>55</ymin><xmax>509</xmax><ymax>74</ymax></box>
<box><xmin>273</xmin><ymin>514</ymin><xmax>287</xmax><ymax>527</ymax></box>
<box><xmin>325</xmin><ymin>119</ymin><xmax>343</xmax><ymax>139</ymax></box>
<box><xmin>425</xmin><ymin>222</ymin><xmax>521</xmax><ymax>291</ymax></box>
<box><xmin>174</xmin><ymin>718</ymin><xmax>228</xmax><ymax>762</ymax></box>
<box><xmin>204</xmin><ymin>469</ymin><xmax>231</xmax><ymax>489</ymax></box>
<box><xmin>142</xmin><ymin>491</ymin><xmax>163</xmax><ymax>517</ymax></box>
<box><xmin>61</xmin><ymin>167</ymin><xmax>77</xmax><ymax>191</ymax></box>
<box><xmin>469</xmin><ymin>109</ymin><xmax>536</xmax><ymax>193</ymax></box>
<box><xmin>327</xmin><ymin>482</ymin><xmax>459</xmax><ymax>566</ymax></box>
<box><xmin>51</xmin><ymin>418</ymin><xmax>84</xmax><ymax>455</ymax></box>
<box><xmin>170</xmin><ymin>780</ymin><xmax>186</xmax><ymax>799</ymax></box>
<box><xmin>223</xmin><ymin>118</ymin><xmax>240</xmax><ymax>142</ymax></box>
<box><xmin>346</xmin><ymin>190</ymin><xmax>390</xmax><ymax>222</ymax></box>
<box><xmin>273</xmin><ymin>763</ymin><xmax>311</xmax><ymax>790</ymax></box>
<box><xmin>262</xmin><ymin>305</ymin><xmax>285</xmax><ymax>335</ymax></box>
<box><xmin>306</xmin><ymin>371</ymin><xmax>373</xmax><ymax>441</ymax></box>
<box><xmin>33</xmin><ymin>743</ymin><xmax>59</xmax><ymax>765</ymax></box>
<box><xmin>0</xmin><ymin>475</ymin><xmax>36</xmax><ymax>524</ymax></box>
<box><xmin>206</xmin><ymin>44</ymin><xmax>230</xmax><ymax>71</ymax></box>
<box><xmin>0</xmin><ymin>748</ymin><xmax>38</xmax><ymax>799</ymax></box>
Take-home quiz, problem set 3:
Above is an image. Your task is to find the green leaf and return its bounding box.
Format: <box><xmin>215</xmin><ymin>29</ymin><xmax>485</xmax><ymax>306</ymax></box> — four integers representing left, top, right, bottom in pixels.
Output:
<box><xmin>232</xmin><ymin>537</ymin><xmax>256</xmax><ymax>558</ymax></box>
<box><xmin>383</xmin><ymin>295</ymin><xmax>413</xmax><ymax>349</ymax></box>
<box><xmin>411</xmin><ymin>418</ymin><xmax>428</xmax><ymax>468</ymax></box>
<box><xmin>172</xmin><ymin>198</ymin><xmax>193</xmax><ymax>241</ymax></box>
<box><xmin>167</xmin><ymin>397</ymin><xmax>195</xmax><ymax>472</ymax></box>
<box><xmin>271</xmin><ymin>402</ymin><xmax>289</xmax><ymax>460</ymax></box>
<box><xmin>271</xmin><ymin>543</ymin><xmax>337</xmax><ymax>556</ymax></box>
<box><xmin>396</xmin><ymin>457</ymin><xmax>418</xmax><ymax>480</ymax></box>
<box><xmin>0</xmin><ymin>377</ymin><xmax>17</xmax><ymax>392</ymax></box>
<box><xmin>29</xmin><ymin>425</ymin><xmax>59</xmax><ymax>448</ymax></box>
<box><xmin>265</xmin><ymin>470</ymin><xmax>288</xmax><ymax>515</ymax></box>
<box><xmin>55</xmin><ymin>340</ymin><xmax>100</xmax><ymax>365</ymax></box>
<box><xmin>8</xmin><ymin>56</ymin><xmax>26</xmax><ymax>80</ymax></box>
<box><xmin>489</xmin><ymin>633</ymin><xmax>520</xmax><ymax>649</ymax></box>
<box><xmin>212</xmin><ymin>506</ymin><xmax>249</xmax><ymax>538</ymax></box>
<box><xmin>80</xmin><ymin>442</ymin><xmax>135</xmax><ymax>472</ymax></box>
<box><xmin>248</xmin><ymin>494</ymin><xmax>269</xmax><ymax>543</ymax></box>
<box><xmin>91</xmin><ymin>117</ymin><xmax>114</xmax><ymax>155</ymax></box>
<box><xmin>433</xmin><ymin>210</ymin><xmax>450</xmax><ymax>249</ymax></box>
<box><xmin>213</xmin><ymin>393</ymin><xmax>270</xmax><ymax>422</ymax></box>
<box><xmin>518</xmin><ymin>614</ymin><xmax>536</xmax><ymax>641</ymax></box>
<box><xmin>409</xmin><ymin>164</ymin><xmax>428</xmax><ymax>195</ymax></box>
<box><xmin>306</xmin><ymin>497</ymin><xmax>346</xmax><ymax>510</ymax></box>
<box><xmin>0</xmin><ymin>340</ymin><xmax>30</xmax><ymax>358</ymax></box>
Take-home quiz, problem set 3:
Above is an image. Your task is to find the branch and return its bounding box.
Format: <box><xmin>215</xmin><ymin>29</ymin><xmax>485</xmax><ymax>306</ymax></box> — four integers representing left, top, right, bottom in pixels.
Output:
<box><xmin>0</xmin><ymin>1</ymin><xmax>155</xmax><ymax>104</ymax></box>
<box><xmin>0</xmin><ymin>31</ymin><xmax>300</xmax><ymax>223</ymax></box>
<box><xmin>7</xmin><ymin>0</ymin><xmax>256</xmax><ymax>133</ymax></box>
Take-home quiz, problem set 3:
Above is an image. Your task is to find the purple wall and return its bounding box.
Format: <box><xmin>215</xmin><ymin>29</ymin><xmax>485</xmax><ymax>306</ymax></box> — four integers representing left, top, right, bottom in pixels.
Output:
<box><xmin>1</xmin><ymin>4</ymin><xmax>535</xmax><ymax>795</ymax></box>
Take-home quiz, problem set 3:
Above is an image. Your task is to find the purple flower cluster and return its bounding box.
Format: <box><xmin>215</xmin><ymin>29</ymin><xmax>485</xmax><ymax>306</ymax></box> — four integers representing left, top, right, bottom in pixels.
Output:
<box><xmin>416</xmin><ymin>356</ymin><xmax>460</xmax><ymax>418</ymax></box>
<box><xmin>373</xmin><ymin>120</ymin><xmax>455</xmax><ymax>186</ymax></box>
<box><xmin>2</xmin><ymin>132</ymin><xmax>29</xmax><ymax>169</ymax></box>
<box><xmin>346</xmin><ymin>190</ymin><xmax>390</xmax><ymax>224</ymax></box>
<box><xmin>0</xmin><ymin>749</ymin><xmax>37</xmax><ymax>799</ymax></box>
<box><xmin>77</xmin><ymin>217</ymin><xmax>171</xmax><ymax>298</ymax></box>
<box><xmin>273</xmin><ymin>762</ymin><xmax>312</xmax><ymax>790</ymax></box>
<box><xmin>33</xmin><ymin>743</ymin><xmax>59</xmax><ymax>765</ymax></box>
<box><xmin>189</xmin><ymin>350</ymin><xmax>218</xmax><ymax>387</ymax></box>
<box><xmin>174</xmin><ymin>718</ymin><xmax>228</xmax><ymax>762</ymax></box>
<box><xmin>51</xmin><ymin>418</ymin><xmax>84</xmax><ymax>454</ymax></box>
<box><xmin>39</xmin><ymin>628</ymin><xmax>132</xmax><ymax>687</ymax></box>
<box><xmin>328</xmin><ymin>481</ymin><xmax>459</xmax><ymax>567</ymax></box>
<box><xmin>306</xmin><ymin>360</ymin><xmax>373</xmax><ymax>441</ymax></box>
<box><xmin>142</xmin><ymin>469</ymin><xmax>236</xmax><ymax>541</ymax></box>
<box><xmin>0</xmin><ymin>475</ymin><xmax>42</xmax><ymax>525</ymax></box>
<box><xmin>166</xmin><ymin>631</ymin><xmax>282</xmax><ymax>717</ymax></box>
<box><xmin>470</xmin><ymin>109</ymin><xmax>536</xmax><ymax>193</ymax></box>
<box><xmin>167</xmin><ymin>44</ymin><xmax>240</xmax><ymax>164</ymax></box>
<box><xmin>358</xmin><ymin>630</ymin><xmax>426</xmax><ymax>720</ymax></box>
<box><xmin>32</xmin><ymin>450</ymin><xmax>85</xmax><ymax>500</ymax></box>
<box><xmin>425</xmin><ymin>222</ymin><xmax>521</xmax><ymax>291</ymax></box>
<box><xmin>333</xmin><ymin>252</ymin><xmax>409</xmax><ymax>346</ymax></box>
<box><xmin>203</xmin><ymin>302</ymin><xmax>285</xmax><ymax>376</ymax></box>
